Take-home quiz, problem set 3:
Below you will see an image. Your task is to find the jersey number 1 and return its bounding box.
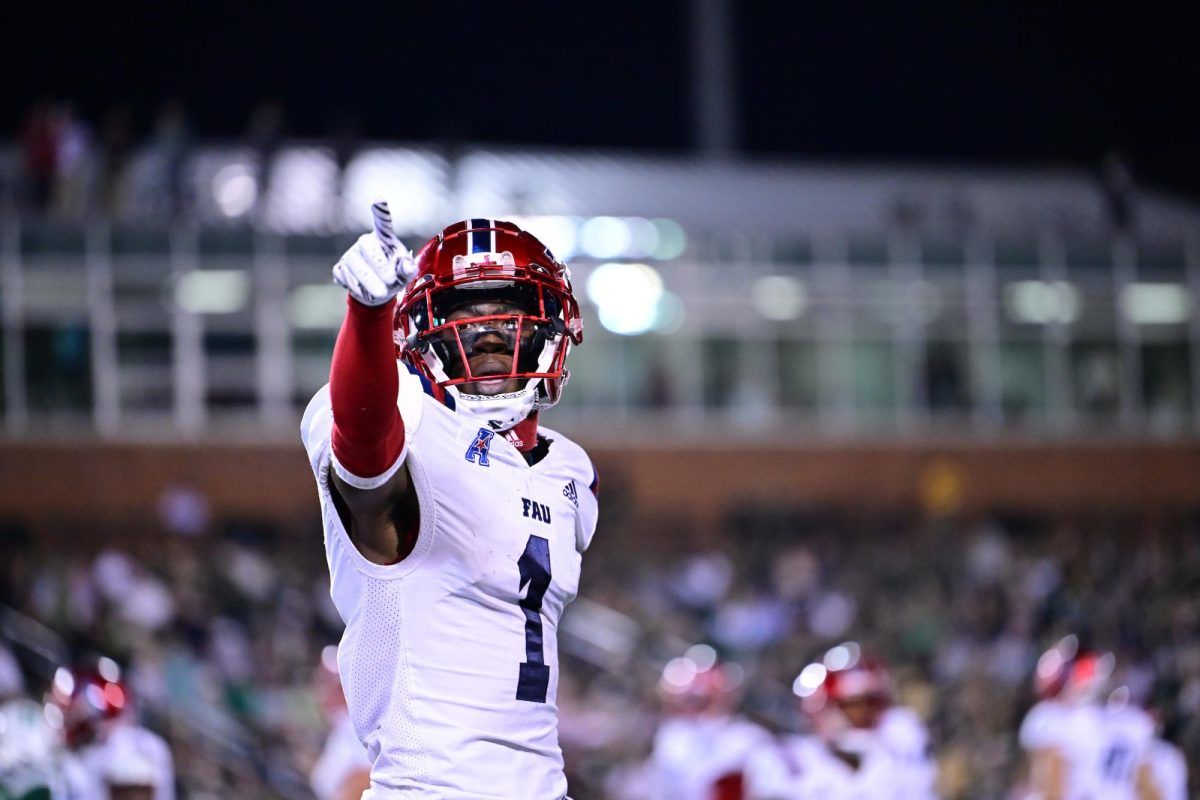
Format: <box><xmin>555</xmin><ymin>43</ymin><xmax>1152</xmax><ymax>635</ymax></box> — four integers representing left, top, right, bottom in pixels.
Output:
<box><xmin>516</xmin><ymin>535</ymin><xmax>552</xmax><ymax>702</ymax></box>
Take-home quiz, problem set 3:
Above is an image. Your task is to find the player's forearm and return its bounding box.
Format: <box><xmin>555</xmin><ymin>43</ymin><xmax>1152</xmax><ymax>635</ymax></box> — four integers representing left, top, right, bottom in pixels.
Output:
<box><xmin>1030</xmin><ymin>750</ymin><xmax>1066</xmax><ymax>800</ymax></box>
<box><xmin>1135</xmin><ymin>762</ymin><xmax>1163</xmax><ymax>800</ymax></box>
<box><xmin>330</xmin><ymin>296</ymin><xmax>405</xmax><ymax>480</ymax></box>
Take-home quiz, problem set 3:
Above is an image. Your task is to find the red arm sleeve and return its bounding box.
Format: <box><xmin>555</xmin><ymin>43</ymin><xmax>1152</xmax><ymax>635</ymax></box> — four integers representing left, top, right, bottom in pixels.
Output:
<box><xmin>710</xmin><ymin>773</ymin><xmax>745</xmax><ymax>800</ymax></box>
<box><xmin>330</xmin><ymin>297</ymin><xmax>406</xmax><ymax>483</ymax></box>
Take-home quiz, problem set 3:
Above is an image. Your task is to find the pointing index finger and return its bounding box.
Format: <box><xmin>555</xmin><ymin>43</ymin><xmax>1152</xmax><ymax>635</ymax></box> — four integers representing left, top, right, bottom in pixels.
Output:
<box><xmin>370</xmin><ymin>198</ymin><xmax>399</xmax><ymax>257</ymax></box>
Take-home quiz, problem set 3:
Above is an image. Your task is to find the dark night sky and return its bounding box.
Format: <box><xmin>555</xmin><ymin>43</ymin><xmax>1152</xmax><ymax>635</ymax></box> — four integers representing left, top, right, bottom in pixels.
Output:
<box><xmin>9</xmin><ymin>1</ymin><xmax>1198</xmax><ymax>195</ymax></box>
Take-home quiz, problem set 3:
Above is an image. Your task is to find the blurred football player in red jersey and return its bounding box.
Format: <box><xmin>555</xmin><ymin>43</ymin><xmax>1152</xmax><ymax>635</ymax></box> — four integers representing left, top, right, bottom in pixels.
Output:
<box><xmin>646</xmin><ymin>646</ymin><xmax>771</xmax><ymax>800</ymax></box>
<box><xmin>745</xmin><ymin>643</ymin><xmax>935</xmax><ymax>800</ymax></box>
<box><xmin>302</xmin><ymin>205</ymin><xmax>596</xmax><ymax>799</ymax></box>
<box><xmin>1018</xmin><ymin>635</ymin><xmax>1159</xmax><ymax>800</ymax></box>
<box><xmin>51</xmin><ymin>659</ymin><xmax>174</xmax><ymax>800</ymax></box>
<box><xmin>310</xmin><ymin>645</ymin><xmax>371</xmax><ymax>800</ymax></box>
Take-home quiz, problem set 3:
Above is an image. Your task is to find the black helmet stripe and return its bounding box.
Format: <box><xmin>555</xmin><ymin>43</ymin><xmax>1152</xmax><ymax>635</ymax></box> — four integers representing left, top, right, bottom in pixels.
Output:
<box><xmin>468</xmin><ymin>218</ymin><xmax>496</xmax><ymax>254</ymax></box>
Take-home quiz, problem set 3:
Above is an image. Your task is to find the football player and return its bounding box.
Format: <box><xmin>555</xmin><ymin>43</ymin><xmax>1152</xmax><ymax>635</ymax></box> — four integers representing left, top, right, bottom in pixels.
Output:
<box><xmin>746</xmin><ymin>648</ymin><xmax>936</xmax><ymax>800</ymax></box>
<box><xmin>0</xmin><ymin>694</ymin><xmax>68</xmax><ymax>800</ymax></box>
<box><xmin>647</xmin><ymin>655</ymin><xmax>771</xmax><ymax>800</ymax></box>
<box><xmin>301</xmin><ymin>206</ymin><xmax>597</xmax><ymax>799</ymax></box>
<box><xmin>1139</xmin><ymin>705</ymin><xmax>1187</xmax><ymax>800</ymax></box>
<box><xmin>49</xmin><ymin>660</ymin><xmax>174</xmax><ymax>800</ymax></box>
<box><xmin>1019</xmin><ymin>636</ymin><xmax>1157</xmax><ymax>800</ymax></box>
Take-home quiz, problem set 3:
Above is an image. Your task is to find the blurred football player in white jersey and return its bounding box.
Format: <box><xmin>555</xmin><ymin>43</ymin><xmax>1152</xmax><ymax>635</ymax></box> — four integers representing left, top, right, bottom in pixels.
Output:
<box><xmin>746</xmin><ymin>645</ymin><xmax>936</xmax><ymax>800</ymax></box>
<box><xmin>648</xmin><ymin>650</ymin><xmax>771</xmax><ymax>800</ymax></box>
<box><xmin>302</xmin><ymin>207</ymin><xmax>597</xmax><ymax>799</ymax></box>
<box><xmin>1131</xmin><ymin>698</ymin><xmax>1188</xmax><ymax>800</ymax></box>
<box><xmin>50</xmin><ymin>660</ymin><xmax>175</xmax><ymax>800</ymax></box>
<box><xmin>0</xmin><ymin>695</ymin><xmax>69</xmax><ymax>800</ymax></box>
<box><xmin>1018</xmin><ymin>637</ymin><xmax>1157</xmax><ymax>800</ymax></box>
<box><xmin>311</xmin><ymin>646</ymin><xmax>371</xmax><ymax>800</ymax></box>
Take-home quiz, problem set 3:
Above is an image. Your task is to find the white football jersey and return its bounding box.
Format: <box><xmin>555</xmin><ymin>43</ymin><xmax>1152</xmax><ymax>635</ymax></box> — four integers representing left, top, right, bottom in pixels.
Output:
<box><xmin>1143</xmin><ymin>738</ymin><xmax>1188</xmax><ymax>800</ymax></box>
<box><xmin>649</xmin><ymin>715</ymin><xmax>772</xmax><ymax>800</ymax></box>
<box><xmin>78</xmin><ymin>723</ymin><xmax>175</xmax><ymax>800</ymax></box>
<box><xmin>1019</xmin><ymin>700</ymin><xmax>1155</xmax><ymax>800</ymax></box>
<box><xmin>876</xmin><ymin>706</ymin><xmax>935</xmax><ymax>786</ymax></box>
<box><xmin>302</xmin><ymin>369</ymin><xmax>599</xmax><ymax>799</ymax></box>
<box><xmin>745</xmin><ymin>734</ymin><xmax>936</xmax><ymax>800</ymax></box>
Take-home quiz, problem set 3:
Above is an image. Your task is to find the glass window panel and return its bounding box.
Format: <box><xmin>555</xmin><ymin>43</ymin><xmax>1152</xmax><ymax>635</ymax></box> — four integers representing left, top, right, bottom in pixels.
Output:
<box><xmin>110</xmin><ymin>226</ymin><xmax>171</xmax><ymax>256</ymax></box>
<box><xmin>1143</xmin><ymin>343</ymin><xmax>1192</xmax><ymax>430</ymax></box>
<box><xmin>1137</xmin><ymin>240</ymin><xmax>1186</xmax><ymax>280</ymax></box>
<box><xmin>292</xmin><ymin>331</ymin><xmax>336</xmax><ymax>406</ymax></box>
<box><xmin>851</xmin><ymin>340</ymin><xmax>896</xmax><ymax>415</ymax></box>
<box><xmin>25</xmin><ymin>323</ymin><xmax>92</xmax><ymax>412</ymax></box>
<box><xmin>614</xmin><ymin>335</ymin><xmax>662</xmax><ymax>410</ymax></box>
<box><xmin>925</xmin><ymin>341</ymin><xmax>971</xmax><ymax>411</ymax></box>
<box><xmin>702</xmin><ymin>337</ymin><xmax>740</xmax><ymax>409</ymax></box>
<box><xmin>776</xmin><ymin>339</ymin><xmax>817</xmax><ymax>410</ymax></box>
<box><xmin>848</xmin><ymin>264</ymin><xmax>896</xmax><ymax>338</ymax></box>
<box><xmin>847</xmin><ymin>235</ymin><xmax>889</xmax><ymax>265</ymax></box>
<box><xmin>999</xmin><ymin>341</ymin><xmax>1046</xmax><ymax>423</ymax></box>
<box><xmin>555</xmin><ymin>331</ymin><xmax>621</xmax><ymax>409</ymax></box>
<box><xmin>1069</xmin><ymin>341</ymin><xmax>1122</xmax><ymax>426</ymax></box>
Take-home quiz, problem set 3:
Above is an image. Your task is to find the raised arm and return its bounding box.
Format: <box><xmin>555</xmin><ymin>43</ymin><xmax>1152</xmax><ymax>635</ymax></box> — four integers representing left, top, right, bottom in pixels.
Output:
<box><xmin>328</xmin><ymin>201</ymin><xmax>419</xmax><ymax>564</ymax></box>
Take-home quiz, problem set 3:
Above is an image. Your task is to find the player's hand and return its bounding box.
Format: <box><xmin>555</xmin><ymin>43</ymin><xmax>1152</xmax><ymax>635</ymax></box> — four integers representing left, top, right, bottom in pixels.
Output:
<box><xmin>332</xmin><ymin>199</ymin><xmax>417</xmax><ymax>306</ymax></box>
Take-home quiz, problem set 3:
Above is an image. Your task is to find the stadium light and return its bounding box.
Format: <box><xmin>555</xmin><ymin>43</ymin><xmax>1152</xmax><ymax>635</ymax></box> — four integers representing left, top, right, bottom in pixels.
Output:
<box><xmin>751</xmin><ymin>275</ymin><xmax>807</xmax><ymax>321</ymax></box>
<box><xmin>1119</xmin><ymin>282</ymin><xmax>1190</xmax><ymax>325</ymax></box>
<box><xmin>175</xmin><ymin>270</ymin><xmax>250</xmax><ymax>315</ymax></box>
<box><xmin>508</xmin><ymin>215</ymin><xmax>580</xmax><ymax>260</ymax></box>
<box><xmin>586</xmin><ymin>262</ymin><xmax>665</xmax><ymax>335</ymax></box>
<box><xmin>793</xmin><ymin>663</ymin><xmax>827</xmax><ymax>697</ymax></box>
<box><xmin>579</xmin><ymin>217</ymin><xmax>632</xmax><ymax>259</ymax></box>
<box><xmin>660</xmin><ymin>657</ymin><xmax>699</xmax><ymax>691</ymax></box>
<box><xmin>212</xmin><ymin>164</ymin><xmax>257</xmax><ymax>218</ymax></box>
<box><xmin>624</xmin><ymin>217</ymin><xmax>661</xmax><ymax>259</ymax></box>
<box><xmin>684</xmin><ymin>643</ymin><xmax>718</xmax><ymax>672</ymax></box>
<box><xmin>1004</xmin><ymin>280</ymin><xmax>1081</xmax><ymax>325</ymax></box>
<box><xmin>651</xmin><ymin>218</ymin><xmax>687</xmax><ymax>260</ymax></box>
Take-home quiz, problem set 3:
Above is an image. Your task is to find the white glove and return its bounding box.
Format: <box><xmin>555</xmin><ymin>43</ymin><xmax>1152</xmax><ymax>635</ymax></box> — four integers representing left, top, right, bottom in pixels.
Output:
<box><xmin>332</xmin><ymin>199</ymin><xmax>417</xmax><ymax>306</ymax></box>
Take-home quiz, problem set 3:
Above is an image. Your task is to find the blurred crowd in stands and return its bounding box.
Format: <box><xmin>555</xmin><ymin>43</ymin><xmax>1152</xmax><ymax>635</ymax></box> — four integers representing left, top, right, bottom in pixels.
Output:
<box><xmin>2</xmin><ymin>488</ymin><xmax>1196</xmax><ymax>798</ymax></box>
<box><xmin>10</xmin><ymin>98</ymin><xmax>305</xmax><ymax>224</ymax></box>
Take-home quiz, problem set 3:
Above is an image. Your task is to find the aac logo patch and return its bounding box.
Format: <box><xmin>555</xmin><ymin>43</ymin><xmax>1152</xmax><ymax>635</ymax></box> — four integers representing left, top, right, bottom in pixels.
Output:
<box><xmin>465</xmin><ymin>428</ymin><xmax>495</xmax><ymax>466</ymax></box>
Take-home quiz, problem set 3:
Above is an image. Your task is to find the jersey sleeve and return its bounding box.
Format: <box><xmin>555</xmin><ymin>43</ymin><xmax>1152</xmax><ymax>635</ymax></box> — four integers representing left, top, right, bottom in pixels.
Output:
<box><xmin>302</xmin><ymin>364</ymin><xmax>423</xmax><ymax>487</ymax></box>
<box><xmin>1148</xmin><ymin>742</ymin><xmax>1188</xmax><ymax>800</ymax></box>
<box><xmin>301</xmin><ymin>384</ymin><xmax>336</xmax><ymax>480</ymax></box>
<box><xmin>1019</xmin><ymin>702</ymin><xmax>1065</xmax><ymax>751</ymax></box>
<box><xmin>576</xmin><ymin>459</ymin><xmax>599</xmax><ymax>553</ymax></box>
<box><xmin>743</xmin><ymin>741</ymin><xmax>797</xmax><ymax>800</ymax></box>
<box><xmin>301</xmin><ymin>374</ymin><xmax>433</xmax><ymax>597</ymax></box>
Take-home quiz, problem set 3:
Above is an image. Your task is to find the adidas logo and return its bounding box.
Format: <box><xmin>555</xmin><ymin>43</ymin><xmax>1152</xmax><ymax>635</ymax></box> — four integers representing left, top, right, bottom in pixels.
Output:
<box><xmin>563</xmin><ymin>480</ymin><xmax>579</xmax><ymax>507</ymax></box>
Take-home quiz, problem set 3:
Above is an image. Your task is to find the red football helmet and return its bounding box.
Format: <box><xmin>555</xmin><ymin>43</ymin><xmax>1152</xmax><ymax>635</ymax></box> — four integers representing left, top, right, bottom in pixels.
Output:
<box><xmin>658</xmin><ymin>658</ymin><xmax>740</xmax><ymax>717</ymax></box>
<box><xmin>1034</xmin><ymin>635</ymin><xmax>1114</xmax><ymax>702</ymax></box>
<box><xmin>794</xmin><ymin>643</ymin><xmax>891</xmax><ymax>752</ymax></box>
<box><xmin>48</xmin><ymin>659</ymin><xmax>128</xmax><ymax>748</ymax></box>
<box><xmin>395</xmin><ymin>219</ymin><xmax>583</xmax><ymax>431</ymax></box>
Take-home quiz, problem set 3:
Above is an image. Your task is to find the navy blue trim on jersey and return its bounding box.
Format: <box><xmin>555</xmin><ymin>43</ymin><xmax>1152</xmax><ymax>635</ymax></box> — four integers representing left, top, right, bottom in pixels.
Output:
<box><xmin>588</xmin><ymin>465</ymin><xmax>600</xmax><ymax>498</ymax></box>
<box><xmin>404</xmin><ymin>363</ymin><xmax>456</xmax><ymax>410</ymax></box>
